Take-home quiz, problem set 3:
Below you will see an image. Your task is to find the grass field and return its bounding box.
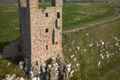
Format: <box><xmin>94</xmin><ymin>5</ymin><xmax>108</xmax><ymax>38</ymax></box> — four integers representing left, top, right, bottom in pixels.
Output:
<box><xmin>0</xmin><ymin>3</ymin><xmax>120</xmax><ymax>80</ymax></box>
<box><xmin>0</xmin><ymin>59</ymin><xmax>25</xmax><ymax>78</ymax></box>
<box><xmin>0</xmin><ymin>5</ymin><xmax>19</xmax><ymax>42</ymax></box>
<box><xmin>63</xmin><ymin>18</ymin><xmax>120</xmax><ymax>80</ymax></box>
<box><xmin>63</xmin><ymin>3</ymin><xmax>115</xmax><ymax>30</ymax></box>
<box><xmin>0</xmin><ymin>3</ymin><xmax>116</xmax><ymax>43</ymax></box>
<box><xmin>0</xmin><ymin>4</ymin><xmax>19</xmax><ymax>49</ymax></box>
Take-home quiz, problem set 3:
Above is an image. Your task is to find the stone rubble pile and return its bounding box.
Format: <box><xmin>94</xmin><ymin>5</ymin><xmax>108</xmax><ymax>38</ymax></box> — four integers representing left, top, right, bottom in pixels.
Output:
<box><xmin>30</xmin><ymin>57</ymin><xmax>72</xmax><ymax>80</ymax></box>
<box><xmin>1</xmin><ymin>57</ymin><xmax>72</xmax><ymax>80</ymax></box>
<box><xmin>2</xmin><ymin>74</ymin><xmax>25</xmax><ymax>80</ymax></box>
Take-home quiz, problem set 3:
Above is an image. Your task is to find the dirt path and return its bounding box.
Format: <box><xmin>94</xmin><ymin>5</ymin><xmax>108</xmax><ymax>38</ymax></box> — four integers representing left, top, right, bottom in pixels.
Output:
<box><xmin>63</xmin><ymin>15</ymin><xmax>120</xmax><ymax>34</ymax></box>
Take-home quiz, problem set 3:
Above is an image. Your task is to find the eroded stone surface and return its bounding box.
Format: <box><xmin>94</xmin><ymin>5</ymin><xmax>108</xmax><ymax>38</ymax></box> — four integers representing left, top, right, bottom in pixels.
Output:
<box><xmin>19</xmin><ymin>0</ymin><xmax>63</xmax><ymax>77</ymax></box>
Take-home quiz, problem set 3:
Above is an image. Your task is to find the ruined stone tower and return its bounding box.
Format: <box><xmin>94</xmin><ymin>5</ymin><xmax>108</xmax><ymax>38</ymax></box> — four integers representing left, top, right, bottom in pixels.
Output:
<box><xmin>18</xmin><ymin>0</ymin><xmax>63</xmax><ymax>75</ymax></box>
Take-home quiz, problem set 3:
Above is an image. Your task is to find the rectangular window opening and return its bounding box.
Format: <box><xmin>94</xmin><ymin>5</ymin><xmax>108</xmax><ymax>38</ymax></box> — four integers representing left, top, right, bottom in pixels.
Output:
<box><xmin>46</xmin><ymin>45</ymin><xmax>48</xmax><ymax>50</ymax></box>
<box><xmin>45</xmin><ymin>13</ymin><xmax>48</xmax><ymax>17</ymax></box>
<box><xmin>57</xmin><ymin>12</ymin><xmax>60</xmax><ymax>18</ymax></box>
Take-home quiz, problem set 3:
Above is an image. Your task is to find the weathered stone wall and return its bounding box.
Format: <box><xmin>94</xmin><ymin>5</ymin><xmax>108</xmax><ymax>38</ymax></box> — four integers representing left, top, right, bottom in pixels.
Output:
<box><xmin>29</xmin><ymin>0</ymin><xmax>63</xmax><ymax>65</ymax></box>
<box><xmin>18</xmin><ymin>0</ymin><xmax>63</xmax><ymax>75</ymax></box>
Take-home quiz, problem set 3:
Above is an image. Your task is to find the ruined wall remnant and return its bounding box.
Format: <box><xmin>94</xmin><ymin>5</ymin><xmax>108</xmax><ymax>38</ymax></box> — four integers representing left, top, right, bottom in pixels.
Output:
<box><xmin>18</xmin><ymin>0</ymin><xmax>65</xmax><ymax>79</ymax></box>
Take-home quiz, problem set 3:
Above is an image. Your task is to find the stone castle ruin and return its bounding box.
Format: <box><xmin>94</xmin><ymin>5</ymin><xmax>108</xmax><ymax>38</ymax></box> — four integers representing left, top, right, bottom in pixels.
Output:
<box><xmin>18</xmin><ymin>0</ymin><xmax>69</xmax><ymax>79</ymax></box>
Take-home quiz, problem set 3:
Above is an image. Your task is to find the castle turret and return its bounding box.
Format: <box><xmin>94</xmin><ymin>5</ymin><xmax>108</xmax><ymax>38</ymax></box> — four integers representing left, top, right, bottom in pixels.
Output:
<box><xmin>18</xmin><ymin>0</ymin><xmax>63</xmax><ymax>76</ymax></box>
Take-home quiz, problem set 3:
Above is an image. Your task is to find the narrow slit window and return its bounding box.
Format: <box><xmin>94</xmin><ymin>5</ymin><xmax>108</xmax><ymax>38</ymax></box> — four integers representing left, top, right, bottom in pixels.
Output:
<box><xmin>52</xmin><ymin>29</ymin><xmax>55</xmax><ymax>44</ymax></box>
<box><xmin>57</xmin><ymin>12</ymin><xmax>60</xmax><ymax>18</ymax></box>
<box><xmin>36</xmin><ymin>61</ymin><xmax>39</xmax><ymax>66</ymax></box>
<box><xmin>55</xmin><ymin>19</ymin><xmax>60</xmax><ymax>29</ymax></box>
<box><xmin>45</xmin><ymin>13</ymin><xmax>48</xmax><ymax>17</ymax></box>
<box><xmin>45</xmin><ymin>28</ymin><xmax>49</xmax><ymax>33</ymax></box>
<box><xmin>46</xmin><ymin>45</ymin><xmax>48</xmax><ymax>50</ymax></box>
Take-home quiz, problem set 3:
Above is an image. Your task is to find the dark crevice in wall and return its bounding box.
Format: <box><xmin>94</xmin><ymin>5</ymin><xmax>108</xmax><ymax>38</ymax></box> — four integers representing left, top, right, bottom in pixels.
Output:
<box><xmin>45</xmin><ymin>28</ymin><xmax>49</xmax><ymax>33</ymax></box>
<box><xmin>46</xmin><ymin>45</ymin><xmax>48</xmax><ymax>50</ymax></box>
<box><xmin>57</xmin><ymin>12</ymin><xmax>60</xmax><ymax>18</ymax></box>
<box><xmin>52</xmin><ymin>29</ymin><xmax>55</xmax><ymax>44</ymax></box>
<box><xmin>45</xmin><ymin>13</ymin><xmax>49</xmax><ymax>17</ymax></box>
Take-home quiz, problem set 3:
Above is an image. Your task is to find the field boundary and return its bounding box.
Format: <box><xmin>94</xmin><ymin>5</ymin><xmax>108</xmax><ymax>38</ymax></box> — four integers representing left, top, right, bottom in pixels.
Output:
<box><xmin>63</xmin><ymin>15</ymin><xmax>120</xmax><ymax>33</ymax></box>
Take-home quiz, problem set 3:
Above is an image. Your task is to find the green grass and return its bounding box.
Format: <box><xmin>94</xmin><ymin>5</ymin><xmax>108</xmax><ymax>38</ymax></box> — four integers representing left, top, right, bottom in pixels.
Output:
<box><xmin>0</xmin><ymin>3</ymin><xmax>115</xmax><ymax>43</ymax></box>
<box><xmin>0</xmin><ymin>59</ymin><xmax>25</xmax><ymax>78</ymax></box>
<box><xmin>0</xmin><ymin>3</ymin><xmax>120</xmax><ymax>80</ymax></box>
<box><xmin>63</xmin><ymin>18</ymin><xmax>120</xmax><ymax>80</ymax></box>
<box><xmin>0</xmin><ymin>5</ymin><xmax>20</xmax><ymax>43</ymax></box>
<box><xmin>63</xmin><ymin>3</ymin><xmax>115</xmax><ymax>30</ymax></box>
<box><xmin>0</xmin><ymin>5</ymin><xmax>22</xmax><ymax>78</ymax></box>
